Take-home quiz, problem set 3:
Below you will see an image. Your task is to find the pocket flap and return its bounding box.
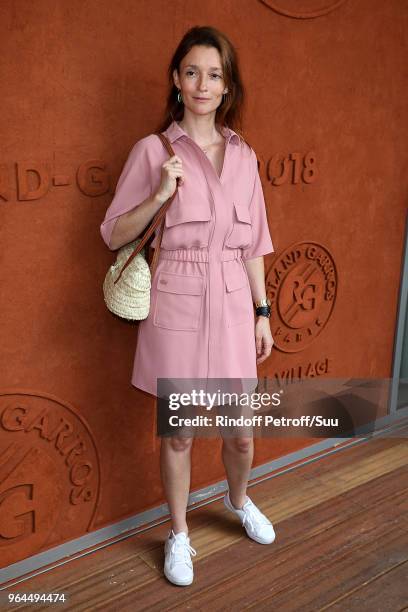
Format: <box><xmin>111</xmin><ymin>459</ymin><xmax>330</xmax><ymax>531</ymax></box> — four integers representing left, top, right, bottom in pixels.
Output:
<box><xmin>225</xmin><ymin>270</ymin><xmax>248</xmax><ymax>293</ymax></box>
<box><xmin>233</xmin><ymin>202</ymin><xmax>252</xmax><ymax>225</ymax></box>
<box><xmin>157</xmin><ymin>271</ymin><xmax>204</xmax><ymax>295</ymax></box>
<box><xmin>165</xmin><ymin>203</ymin><xmax>212</xmax><ymax>228</ymax></box>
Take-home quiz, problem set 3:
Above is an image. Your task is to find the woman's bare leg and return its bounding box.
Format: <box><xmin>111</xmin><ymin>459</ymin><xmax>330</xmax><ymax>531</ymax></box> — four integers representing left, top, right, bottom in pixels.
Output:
<box><xmin>217</xmin><ymin>402</ymin><xmax>254</xmax><ymax>509</ymax></box>
<box><xmin>160</xmin><ymin>432</ymin><xmax>194</xmax><ymax>534</ymax></box>
<box><xmin>220</xmin><ymin>435</ymin><xmax>253</xmax><ymax>508</ymax></box>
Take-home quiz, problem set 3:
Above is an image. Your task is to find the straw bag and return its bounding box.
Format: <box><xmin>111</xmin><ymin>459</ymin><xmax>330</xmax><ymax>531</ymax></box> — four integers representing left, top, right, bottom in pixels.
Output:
<box><xmin>103</xmin><ymin>133</ymin><xmax>178</xmax><ymax>320</ymax></box>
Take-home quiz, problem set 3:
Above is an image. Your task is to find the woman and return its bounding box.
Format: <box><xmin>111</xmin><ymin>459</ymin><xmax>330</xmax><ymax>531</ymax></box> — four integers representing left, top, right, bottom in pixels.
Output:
<box><xmin>100</xmin><ymin>26</ymin><xmax>276</xmax><ymax>587</ymax></box>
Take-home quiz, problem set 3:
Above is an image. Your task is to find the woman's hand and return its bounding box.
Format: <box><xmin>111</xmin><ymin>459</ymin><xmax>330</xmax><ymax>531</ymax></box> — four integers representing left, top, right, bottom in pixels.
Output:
<box><xmin>255</xmin><ymin>316</ymin><xmax>274</xmax><ymax>364</ymax></box>
<box><xmin>155</xmin><ymin>155</ymin><xmax>184</xmax><ymax>203</ymax></box>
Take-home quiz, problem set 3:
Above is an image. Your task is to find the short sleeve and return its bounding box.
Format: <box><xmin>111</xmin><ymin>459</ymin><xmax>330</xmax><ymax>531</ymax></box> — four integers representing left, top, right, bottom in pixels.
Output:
<box><xmin>241</xmin><ymin>151</ymin><xmax>275</xmax><ymax>260</ymax></box>
<box><xmin>100</xmin><ymin>138</ymin><xmax>153</xmax><ymax>250</ymax></box>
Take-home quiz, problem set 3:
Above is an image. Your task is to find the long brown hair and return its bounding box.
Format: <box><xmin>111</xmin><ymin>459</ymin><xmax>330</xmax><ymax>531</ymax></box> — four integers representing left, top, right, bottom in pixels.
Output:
<box><xmin>156</xmin><ymin>26</ymin><xmax>247</xmax><ymax>144</ymax></box>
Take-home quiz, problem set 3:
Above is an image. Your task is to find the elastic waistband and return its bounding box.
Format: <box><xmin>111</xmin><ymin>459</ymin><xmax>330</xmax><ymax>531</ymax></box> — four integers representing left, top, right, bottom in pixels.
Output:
<box><xmin>159</xmin><ymin>248</ymin><xmax>242</xmax><ymax>263</ymax></box>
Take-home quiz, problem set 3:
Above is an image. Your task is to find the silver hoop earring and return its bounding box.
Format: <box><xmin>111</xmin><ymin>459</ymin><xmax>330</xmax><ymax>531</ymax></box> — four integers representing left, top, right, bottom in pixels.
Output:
<box><xmin>177</xmin><ymin>90</ymin><xmax>183</xmax><ymax>104</ymax></box>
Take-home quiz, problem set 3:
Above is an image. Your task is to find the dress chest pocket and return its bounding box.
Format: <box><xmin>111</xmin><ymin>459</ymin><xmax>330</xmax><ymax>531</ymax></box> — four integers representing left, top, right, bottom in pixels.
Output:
<box><xmin>161</xmin><ymin>191</ymin><xmax>212</xmax><ymax>250</ymax></box>
<box><xmin>153</xmin><ymin>271</ymin><xmax>205</xmax><ymax>331</ymax></box>
<box><xmin>224</xmin><ymin>202</ymin><xmax>253</xmax><ymax>249</ymax></box>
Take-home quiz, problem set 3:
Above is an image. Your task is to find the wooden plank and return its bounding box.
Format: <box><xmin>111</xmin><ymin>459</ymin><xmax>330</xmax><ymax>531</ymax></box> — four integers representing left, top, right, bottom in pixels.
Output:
<box><xmin>324</xmin><ymin>560</ymin><xmax>408</xmax><ymax>612</ymax></box>
<box><xmin>306</xmin><ymin>444</ymin><xmax>408</xmax><ymax>496</ymax></box>
<box><xmin>299</xmin><ymin>438</ymin><xmax>406</xmax><ymax>480</ymax></box>
<box><xmin>247</xmin><ymin>525</ymin><xmax>408</xmax><ymax>611</ymax></box>
<box><xmin>168</xmin><ymin>495</ymin><xmax>408</xmax><ymax>611</ymax></box>
<box><xmin>2</xmin><ymin>554</ymin><xmax>157</xmax><ymax>612</ymax></box>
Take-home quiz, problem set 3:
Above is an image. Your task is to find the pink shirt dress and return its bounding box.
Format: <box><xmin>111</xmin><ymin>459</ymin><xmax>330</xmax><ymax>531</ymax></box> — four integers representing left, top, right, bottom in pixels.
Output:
<box><xmin>100</xmin><ymin>120</ymin><xmax>275</xmax><ymax>400</ymax></box>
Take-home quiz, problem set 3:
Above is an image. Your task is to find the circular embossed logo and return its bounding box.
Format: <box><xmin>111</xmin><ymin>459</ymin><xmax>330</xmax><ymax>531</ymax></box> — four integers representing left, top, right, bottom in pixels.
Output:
<box><xmin>0</xmin><ymin>391</ymin><xmax>100</xmax><ymax>567</ymax></box>
<box><xmin>259</xmin><ymin>0</ymin><xmax>348</xmax><ymax>19</ymax></box>
<box><xmin>266</xmin><ymin>242</ymin><xmax>337</xmax><ymax>352</ymax></box>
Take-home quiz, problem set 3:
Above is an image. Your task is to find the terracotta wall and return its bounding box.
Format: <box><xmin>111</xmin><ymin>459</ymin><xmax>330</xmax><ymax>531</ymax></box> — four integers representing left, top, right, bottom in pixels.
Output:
<box><xmin>1</xmin><ymin>0</ymin><xmax>407</xmax><ymax>569</ymax></box>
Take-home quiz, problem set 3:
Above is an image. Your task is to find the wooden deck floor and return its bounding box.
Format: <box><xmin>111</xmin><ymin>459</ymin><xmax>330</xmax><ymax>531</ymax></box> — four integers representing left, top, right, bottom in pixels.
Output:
<box><xmin>3</xmin><ymin>433</ymin><xmax>408</xmax><ymax>611</ymax></box>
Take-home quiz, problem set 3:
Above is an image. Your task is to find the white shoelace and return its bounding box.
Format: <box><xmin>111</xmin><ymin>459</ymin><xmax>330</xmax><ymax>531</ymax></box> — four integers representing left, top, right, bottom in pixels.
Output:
<box><xmin>241</xmin><ymin>501</ymin><xmax>270</xmax><ymax>531</ymax></box>
<box><xmin>170</xmin><ymin>538</ymin><xmax>197</xmax><ymax>568</ymax></box>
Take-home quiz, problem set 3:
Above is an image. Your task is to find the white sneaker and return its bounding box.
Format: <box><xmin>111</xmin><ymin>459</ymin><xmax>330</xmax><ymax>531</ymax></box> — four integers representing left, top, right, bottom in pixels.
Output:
<box><xmin>164</xmin><ymin>529</ymin><xmax>197</xmax><ymax>586</ymax></box>
<box><xmin>223</xmin><ymin>491</ymin><xmax>276</xmax><ymax>544</ymax></box>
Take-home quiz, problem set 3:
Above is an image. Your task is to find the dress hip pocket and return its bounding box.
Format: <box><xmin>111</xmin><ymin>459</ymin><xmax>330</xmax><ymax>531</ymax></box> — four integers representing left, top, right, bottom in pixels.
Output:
<box><xmin>153</xmin><ymin>271</ymin><xmax>205</xmax><ymax>331</ymax></box>
<box><xmin>224</xmin><ymin>263</ymin><xmax>252</xmax><ymax>327</ymax></box>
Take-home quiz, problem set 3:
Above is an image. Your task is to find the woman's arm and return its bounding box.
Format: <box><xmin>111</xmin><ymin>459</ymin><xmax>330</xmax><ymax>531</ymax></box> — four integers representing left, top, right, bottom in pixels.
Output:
<box><xmin>243</xmin><ymin>256</ymin><xmax>274</xmax><ymax>364</ymax></box>
<box><xmin>100</xmin><ymin>146</ymin><xmax>183</xmax><ymax>251</ymax></box>
<box><xmin>243</xmin><ymin>256</ymin><xmax>267</xmax><ymax>303</ymax></box>
<box><xmin>109</xmin><ymin>191</ymin><xmax>166</xmax><ymax>250</ymax></box>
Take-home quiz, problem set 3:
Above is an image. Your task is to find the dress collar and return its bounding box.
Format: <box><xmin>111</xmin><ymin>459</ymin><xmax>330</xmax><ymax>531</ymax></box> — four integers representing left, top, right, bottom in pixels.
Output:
<box><xmin>163</xmin><ymin>120</ymin><xmax>240</xmax><ymax>145</ymax></box>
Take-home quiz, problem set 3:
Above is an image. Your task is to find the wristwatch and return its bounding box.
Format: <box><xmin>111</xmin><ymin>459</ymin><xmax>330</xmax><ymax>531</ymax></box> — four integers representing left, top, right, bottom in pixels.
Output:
<box><xmin>254</xmin><ymin>297</ymin><xmax>271</xmax><ymax>318</ymax></box>
<box><xmin>254</xmin><ymin>298</ymin><xmax>271</xmax><ymax>308</ymax></box>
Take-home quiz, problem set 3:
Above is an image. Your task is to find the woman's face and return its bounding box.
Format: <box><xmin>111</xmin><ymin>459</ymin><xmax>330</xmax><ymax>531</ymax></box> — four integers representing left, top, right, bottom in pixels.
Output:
<box><xmin>173</xmin><ymin>45</ymin><xmax>228</xmax><ymax>118</ymax></box>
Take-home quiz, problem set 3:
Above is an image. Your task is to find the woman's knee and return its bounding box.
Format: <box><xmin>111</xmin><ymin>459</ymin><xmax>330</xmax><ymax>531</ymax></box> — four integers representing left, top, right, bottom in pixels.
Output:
<box><xmin>163</xmin><ymin>433</ymin><xmax>194</xmax><ymax>453</ymax></box>
<box><xmin>223</xmin><ymin>436</ymin><xmax>253</xmax><ymax>454</ymax></box>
